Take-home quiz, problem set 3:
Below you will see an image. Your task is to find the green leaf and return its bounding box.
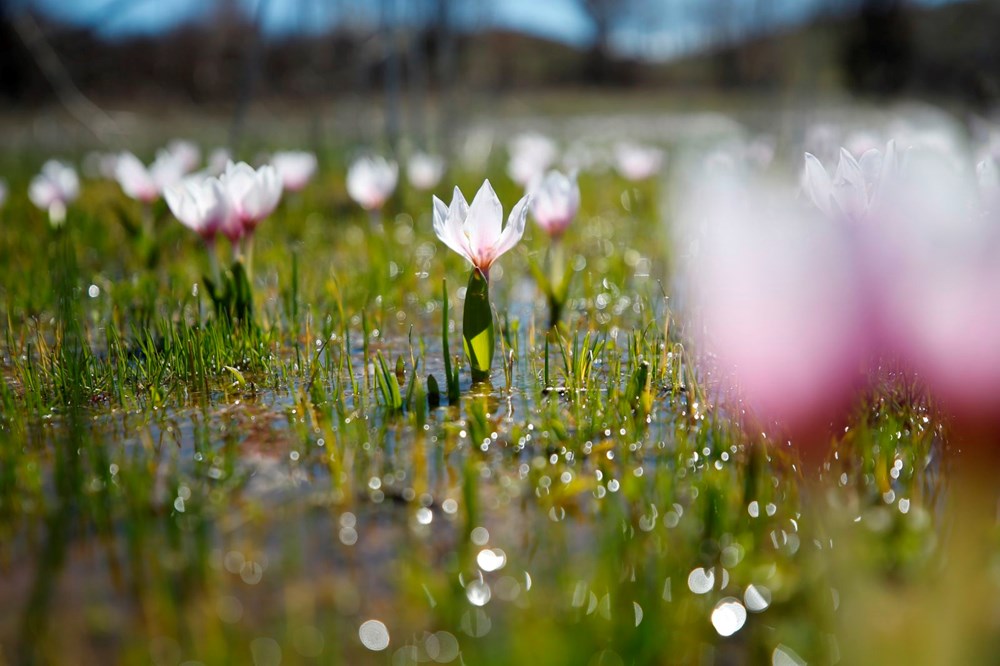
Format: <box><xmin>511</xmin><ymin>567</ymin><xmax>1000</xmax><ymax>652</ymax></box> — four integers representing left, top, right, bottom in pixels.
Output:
<box><xmin>462</xmin><ymin>268</ymin><xmax>494</xmax><ymax>383</ymax></box>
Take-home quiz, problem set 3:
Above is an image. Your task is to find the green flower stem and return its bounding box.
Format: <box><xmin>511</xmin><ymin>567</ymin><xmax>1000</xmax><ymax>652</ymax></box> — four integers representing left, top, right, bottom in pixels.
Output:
<box><xmin>463</xmin><ymin>267</ymin><xmax>494</xmax><ymax>383</ymax></box>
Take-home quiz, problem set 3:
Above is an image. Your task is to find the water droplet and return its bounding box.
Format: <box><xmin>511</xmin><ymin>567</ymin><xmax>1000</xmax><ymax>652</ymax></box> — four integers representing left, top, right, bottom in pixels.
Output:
<box><xmin>772</xmin><ymin>644</ymin><xmax>807</xmax><ymax>666</ymax></box>
<box><xmin>470</xmin><ymin>526</ymin><xmax>490</xmax><ymax>546</ymax></box>
<box><xmin>476</xmin><ymin>548</ymin><xmax>506</xmax><ymax>572</ymax></box>
<box><xmin>465</xmin><ymin>580</ymin><xmax>492</xmax><ymax>606</ymax></box>
<box><xmin>744</xmin><ymin>584</ymin><xmax>771</xmax><ymax>612</ymax></box>
<box><xmin>359</xmin><ymin>620</ymin><xmax>390</xmax><ymax>651</ymax></box>
<box><xmin>711</xmin><ymin>597</ymin><xmax>747</xmax><ymax>636</ymax></box>
<box><xmin>687</xmin><ymin>567</ymin><xmax>715</xmax><ymax>594</ymax></box>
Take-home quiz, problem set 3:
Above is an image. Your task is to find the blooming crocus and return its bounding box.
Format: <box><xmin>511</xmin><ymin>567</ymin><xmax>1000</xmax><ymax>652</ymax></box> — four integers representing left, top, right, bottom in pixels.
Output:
<box><xmin>433</xmin><ymin>180</ymin><xmax>529</xmax><ymax>382</ymax></box>
<box><xmin>406</xmin><ymin>152</ymin><xmax>445</xmax><ymax>191</ymax></box>
<box><xmin>347</xmin><ymin>155</ymin><xmax>398</xmax><ymax>211</ymax></box>
<box><xmin>802</xmin><ymin>141</ymin><xmax>898</xmax><ymax>223</ymax></box>
<box><xmin>219</xmin><ymin>160</ymin><xmax>283</xmax><ymax>238</ymax></box>
<box><xmin>528</xmin><ymin>170</ymin><xmax>580</xmax><ymax>240</ymax></box>
<box><xmin>271</xmin><ymin>150</ymin><xmax>318</xmax><ymax>192</ymax></box>
<box><xmin>432</xmin><ymin>180</ymin><xmax>528</xmax><ymax>279</ymax></box>
<box><xmin>165</xmin><ymin>175</ymin><xmax>229</xmax><ymax>282</ymax></box>
<box><xmin>613</xmin><ymin>143</ymin><xmax>665</xmax><ymax>181</ymax></box>
<box><xmin>29</xmin><ymin>159</ymin><xmax>79</xmax><ymax>226</ymax></box>
<box><xmin>507</xmin><ymin>133</ymin><xmax>558</xmax><ymax>187</ymax></box>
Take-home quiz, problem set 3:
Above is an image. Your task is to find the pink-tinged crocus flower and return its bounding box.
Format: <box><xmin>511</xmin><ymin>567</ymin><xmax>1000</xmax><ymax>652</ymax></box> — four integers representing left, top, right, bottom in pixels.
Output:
<box><xmin>528</xmin><ymin>170</ymin><xmax>580</xmax><ymax>239</ymax></box>
<box><xmin>507</xmin><ymin>133</ymin><xmax>558</xmax><ymax>187</ymax></box>
<box><xmin>347</xmin><ymin>155</ymin><xmax>398</xmax><ymax>211</ymax></box>
<box><xmin>115</xmin><ymin>151</ymin><xmax>185</xmax><ymax>204</ymax></box>
<box><xmin>406</xmin><ymin>152</ymin><xmax>445</xmax><ymax>191</ymax></box>
<box><xmin>271</xmin><ymin>150</ymin><xmax>318</xmax><ymax>192</ymax></box>
<box><xmin>219</xmin><ymin>160</ymin><xmax>283</xmax><ymax>238</ymax></box>
<box><xmin>164</xmin><ymin>176</ymin><xmax>229</xmax><ymax>245</ymax></box>
<box><xmin>29</xmin><ymin>159</ymin><xmax>79</xmax><ymax>226</ymax></box>
<box><xmin>677</xmin><ymin>170</ymin><xmax>868</xmax><ymax>445</ymax></box>
<box><xmin>432</xmin><ymin>179</ymin><xmax>528</xmax><ymax>278</ymax></box>
<box><xmin>613</xmin><ymin>142</ymin><xmax>665</xmax><ymax>181</ymax></box>
<box><xmin>877</xmin><ymin>148</ymin><xmax>1000</xmax><ymax>421</ymax></box>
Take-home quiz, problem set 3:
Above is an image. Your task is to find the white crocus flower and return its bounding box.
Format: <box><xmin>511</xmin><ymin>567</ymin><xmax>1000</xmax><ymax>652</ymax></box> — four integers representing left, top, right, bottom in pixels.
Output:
<box><xmin>406</xmin><ymin>152</ymin><xmax>445</xmax><ymax>191</ymax></box>
<box><xmin>29</xmin><ymin>159</ymin><xmax>79</xmax><ymax>226</ymax></box>
<box><xmin>432</xmin><ymin>179</ymin><xmax>528</xmax><ymax>278</ymax></box>
<box><xmin>803</xmin><ymin>141</ymin><xmax>899</xmax><ymax>221</ymax></box>
<box><xmin>220</xmin><ymin>160</ymin><xmax>283</xmax><ymax>238</ymax></box>
<box><xmin>528</xmin><ymin>170</ymin><xmax>580</xmax><ymax>239</ymax></box>
<box><xmin>347</xmin><ymin>155</ymin><xmax>398</xmax><ymax>211</ymax></box>
<box><xmin>271</xmin><ymin>151</ymin><xmax>318</xmax><ymax>192</ymax></box>
<box><xmin>164</xmin><ymin>176</ymin><xmax>229</xmax><ymax>244</ymax></box>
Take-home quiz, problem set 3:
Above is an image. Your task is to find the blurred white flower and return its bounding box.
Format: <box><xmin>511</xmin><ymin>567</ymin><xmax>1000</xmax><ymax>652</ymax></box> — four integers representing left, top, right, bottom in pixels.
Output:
<box><xmin>29</xmin><ymin>159</ymin><xmax>79</xmax><ymax>225</ymax></box>
<box><xmin>220</xmin><ymin>161</ymin><xmax>283</xmax><ymax>237</ymax></box>
<box><xmin>507</xmin><ymin>133</ymin><xmax>558</xmax><ymax>187</ymax></box>
<box><xmin>432</xmin><ymin>179</ymin><xmax>528</xmax><ymax>277</ymax></box>
<box><xmin>115</xmin><ymin>151</ymin><xmax>185</xmax><ymax>203</ymax></box>
<box><xmin>347</xmin><ymin>155</ymin><xmax>398</xmax><ymax>211</ymax></box>
<box><xmin>164</xmin><ymin>175</ymin><xmax>229</xmax><ymax>243</ymax></box>
<box><xmin>977</xmin><ymin>157</ymin><xmax>1000</xmax><ymax>212</ymax></box>
<box><xmin>528</xmin><ymin>170</ymin><xmax>580</xmax><ymax>239</ymax></box>
<box><xmin>207</xmin><ymin>148</ymin><xmax>232</xmax><ymax>176</ymax></box>
<box><xmin>406</xmin><ymin>152</ymin><xmax>445</xmax><ymax>191</ymax></box>
<box><xmin>271</xmin><ymin>150</ymin><xmax>318</xmax><ymax>192</ymax></box>
<box><xmin>613</xmin><ymin>142</ymin><xmax>665</xmax><ymax>181</ymax></box>
<box><xmin>802</xmin><ymin>142</ymin><xmax>899</xmax><ymax>222</ymax></box>
<box><xmin>166</xmin><ymin>139</ymin><xmax>201</xmax><ymax>174</ymax></box>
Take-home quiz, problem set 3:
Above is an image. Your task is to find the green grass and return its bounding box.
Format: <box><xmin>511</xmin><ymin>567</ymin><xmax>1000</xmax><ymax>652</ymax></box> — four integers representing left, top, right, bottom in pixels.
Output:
<box><xmin>0</xmin><ymin>139</ymin><xmax>985</xmax><ymax>666</ymax></box>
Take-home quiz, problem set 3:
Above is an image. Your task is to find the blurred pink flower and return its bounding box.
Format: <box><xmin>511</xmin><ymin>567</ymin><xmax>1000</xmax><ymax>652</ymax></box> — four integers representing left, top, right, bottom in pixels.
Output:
<box><xmin>347</xmin><ymin>156</ymin><xmax>398</xmax><ymax>211</ymax></box>
<box><xmin>166</xmin><ymin>139</ymin><xmax>201</xmax><ymax>173</ymax></box>
<box><xmin>507</xmin><ymin>133</ymin><xmax>558</xmax><ymax>187</ymax></box>
<box><xmin>406</xmin><ymin>152</ymin><xmax>445</xmax><ymax>191</ymax></box>
<box><xmin>271</xmin><ymin>150</ymin><xmax>318</xmax><ymax>192</ymax></box>
<box><xmin>432</xmin><ymin>180</ymin><xmax>528</xmax><ymax>277</ymax></box>
<box><xmin>613</xmin><ymin>142</ymin><xmax>665</xmax><ymax>181</ymax></box>
<box><xmin>680</xmin><ymin>172</ymin><xmax>868</xmax><ymax>437</ymax></box>
<box><xmin>29</xmin><ymin>159</ymin><xmax>79</xmax><ymax>225</ymax></box>
<box><xmin>528</xmin><ymin>170</ymin><xmax>580</xmax><ymax>239</ymax></box>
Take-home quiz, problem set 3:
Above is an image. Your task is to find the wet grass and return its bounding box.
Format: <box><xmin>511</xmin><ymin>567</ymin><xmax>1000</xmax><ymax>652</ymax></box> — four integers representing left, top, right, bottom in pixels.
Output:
<box><xmin>0</xmin><ymin>140</ymin><xmax>980</xmax><ymax>666</ymax></box>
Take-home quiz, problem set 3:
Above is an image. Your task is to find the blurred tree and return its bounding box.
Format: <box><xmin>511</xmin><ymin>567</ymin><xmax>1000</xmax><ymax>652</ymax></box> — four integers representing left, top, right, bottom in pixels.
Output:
<box><xmin>842</xmin><ymin>0</ymin><xmax>913</xmax><ymax>95</ymax></box>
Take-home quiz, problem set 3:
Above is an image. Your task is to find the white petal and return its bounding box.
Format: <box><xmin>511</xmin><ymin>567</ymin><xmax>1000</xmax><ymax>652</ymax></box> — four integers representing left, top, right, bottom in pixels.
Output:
<box><xmin>464</xmin><ymin>179</ymin><xmax>503</xmax><ymax>258</ymax></box>
<box><xmin>493</xmin><ymin>194</ymin><xmax>529</xmax><ymax>261</ymax></box>
<box><xmin>802</xmin><ymin>153</ymin><xmax>834</xmax><ymax>215</ymax></box>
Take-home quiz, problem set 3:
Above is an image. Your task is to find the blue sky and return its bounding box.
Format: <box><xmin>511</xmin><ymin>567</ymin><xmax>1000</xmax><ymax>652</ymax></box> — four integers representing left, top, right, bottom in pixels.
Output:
<box><xmin>13</xmin><ymin>0</ymin><xmax>963</xmax><ymax>61</ymax></box>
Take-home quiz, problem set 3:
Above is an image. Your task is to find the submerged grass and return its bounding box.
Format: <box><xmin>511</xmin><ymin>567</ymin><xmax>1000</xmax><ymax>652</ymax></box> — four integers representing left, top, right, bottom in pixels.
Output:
<box><xmin>0</xmin><ymin>137</ymin><xmax>983</xmax><ymax>666</ymax></box>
